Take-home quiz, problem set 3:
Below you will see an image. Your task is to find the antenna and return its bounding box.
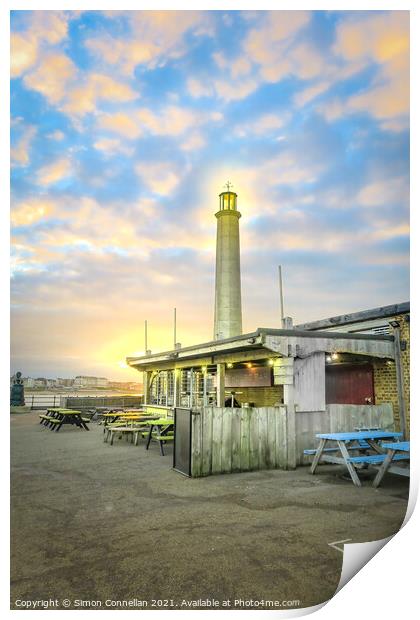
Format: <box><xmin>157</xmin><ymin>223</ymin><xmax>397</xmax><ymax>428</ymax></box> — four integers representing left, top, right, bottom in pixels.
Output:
<box><xmin>278</xmin><ymin>265</ymin><xmax>284</xmax><ymax>324</ymax></box>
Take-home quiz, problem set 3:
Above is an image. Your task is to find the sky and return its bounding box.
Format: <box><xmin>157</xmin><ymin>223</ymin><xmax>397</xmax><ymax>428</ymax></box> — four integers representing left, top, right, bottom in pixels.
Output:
<box><xmin>10</xmin><ymin>9</ymin><xmax>409</xmax><ymax>381</ymax></box>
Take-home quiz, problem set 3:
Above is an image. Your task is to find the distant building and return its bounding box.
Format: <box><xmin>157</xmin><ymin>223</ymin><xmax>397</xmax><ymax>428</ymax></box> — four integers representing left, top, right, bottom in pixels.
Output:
<box><xmin>107</xmin><ymin>381</ymin><xmax>143</xmax><ymax>391</ymax></box>
<box><xmin>34</xmin><ymin>378</ymin><xmax>47</xmax><ymax>388</ymax></box>
<box><xmin>74</xmin><ymin>375</ymin><xmax>108</xmax><ymax>388</ymax></box>
<box><xmin>56</xmin><ymin>378</ymin><xmax>74</xmax><ymax>387</ymax></box>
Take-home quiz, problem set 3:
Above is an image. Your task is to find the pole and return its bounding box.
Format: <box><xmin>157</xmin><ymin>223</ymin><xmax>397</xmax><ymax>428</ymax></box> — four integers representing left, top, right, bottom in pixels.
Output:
<box><xmin>278</xmin><ymin>265</ymin><xmax>284</xmax><ymax>324</ymax></box>
<box><xmin>393</xmin><ymin>326</ymin><xmax>407</xmax><ymax>439</ymax></box>
<box><xmin>145</xmin><ymin>320</ymin><xmax>148</xmax><ymax>354</ymax></box>
<box><xmin>174</xmin><ymin>307</ymin><xmax>177</xmax><ymax>348</ymax></box>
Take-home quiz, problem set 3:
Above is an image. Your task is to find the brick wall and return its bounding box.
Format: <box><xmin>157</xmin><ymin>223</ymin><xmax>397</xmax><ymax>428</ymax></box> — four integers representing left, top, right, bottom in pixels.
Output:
<box><xmin>373</xmin><ymin>314</ymin><xmax>410</xmax><ymax>434</ymax></box>
<box><xmin>228</xmin><ymin>386</ymin><xmax>283</xmax><ymax>407</ymax></box>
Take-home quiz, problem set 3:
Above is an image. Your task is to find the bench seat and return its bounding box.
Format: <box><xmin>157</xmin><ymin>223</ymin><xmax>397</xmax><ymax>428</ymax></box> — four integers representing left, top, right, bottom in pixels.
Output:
<box><xmin>152</xmin><ymin>434</ymin><xmax>174</xmax><ymax>441</ymax></box>
<box><xmin>346</xmin><ymin>454</ymin><xmax>410</xmax><ymax>464</ymax></box>
<box><xmin>304</xmin><ymin>445</ymin><xmax>368</xmax><ymax>456</ymax></box>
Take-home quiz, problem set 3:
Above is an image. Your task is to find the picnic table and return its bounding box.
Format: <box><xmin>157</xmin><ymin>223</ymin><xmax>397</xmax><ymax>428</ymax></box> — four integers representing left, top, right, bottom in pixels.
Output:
<box><xmin>101</xmin><ymin>410</ymin><xmax>148</xmax><ymax>426</ymax></box>
<box><xmin>309</xmin><ymin>430</ymin><xmax>403</xmax><ymax>487</ymax></box>
<box><xmin>372</xmin><ymin>441</ymin><xmax>410</xmax><ymax>488</ymax></box>
<box><xmin>145</xmin><ymin>418</ymin><xmax>175</xmax><ymax>456</ymax></box>
<box><xmin>103</xmin><ymin>414</ymin><xmax>161</xmax><ymax>445</ymax></box>
<box><xmin>40</xmin><ymin>408</ymin><xmax>90</xmax><ymax>432</ymax></box>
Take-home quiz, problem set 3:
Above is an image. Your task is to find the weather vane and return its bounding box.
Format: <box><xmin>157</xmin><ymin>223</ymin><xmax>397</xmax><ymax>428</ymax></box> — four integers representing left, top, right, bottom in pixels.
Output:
<box><xmin>224</xmin><ymin>181</ymin><xmax>233</xmax><ymax>192</ymax></box>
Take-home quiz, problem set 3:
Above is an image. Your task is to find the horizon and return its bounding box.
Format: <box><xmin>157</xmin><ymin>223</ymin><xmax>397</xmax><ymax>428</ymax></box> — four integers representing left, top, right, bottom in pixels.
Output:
<box><xmin>11</xmin><ymin>10</ymin><xmax>409</xmax><ymax>379</ymax></box>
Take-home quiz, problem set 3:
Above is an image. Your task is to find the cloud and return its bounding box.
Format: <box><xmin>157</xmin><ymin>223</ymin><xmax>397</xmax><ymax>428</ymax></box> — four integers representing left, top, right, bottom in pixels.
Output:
<box><xmin>10</xmin><ymin>11</ymin><xmax>69</xmax><ymax>78</ymax></box>
<box><xmin>47</xmin><ymin>130</ymin><xmax>65</xmax><ymax>141</ymax></box>
<box><xmin>97</xmin><ymin>112</ymin><xmax>143</xmax><ymax>139</ymax></box>
<box><xmin>334</xmin><ymin>11</ymin><xmax>409</xmax><ymax>64</ymax></box>
<box><xmin>234</xmin><ymin>113</ymin><xmax>288</xmax><ymax>137</ymax></box>
<box><xmin>11</xmin><ymin>197</ymin><xmax>56</xmax><ymax>227</ymax></box>
<box><xmin>10</xmin><ymin>33</ymin><xmax>38</xmax><ymax>78</ymax></box>
<box><xmin>137</xmin><ymin>105</ymin><xmax>197</xmax><ymax>136</ymax></box>
<box><xmin>187</xmin><ymin>78</ymin><xmax>213</xmax><ymax>98</ymax></box>
<box><xmin>96</xmin><ymin>104</ymin><xmax>220</xmax><ymax>140</ymax></box>
<box><xmin>316</xmin><ymin>12</ymin><xmax>409</xmax><ymax>129</ymax></box>
<box><xmin>243</xmin><ymin>11</ymin><xmax>311</xmax><ymax>82</ymax></box>
<box><xmin>180</xmin><ymin>132</ymin><xmax>206</xmax><ymax>151</ymax></box>
<box><xmin>135</xmin><ymin>162</ymin><xmax>180</xmax><ymax>195</ymax></box>
<box><xmin>214</xmin><ymin>78</ymin><xmax>259</xmax><ymax>102</ymax></box>
<box><xmin>93</xmin><ymin>137</ymin><xmax>135</xmax><ymax>156</ymax></box>
<box><xmin>61</xmin><ymin>73</ymin><xmax>138</xmax><ymax>116</ymax></box>
<box><xmin>85</xmin><ymin>11</ymin><xmax>210</xmax><ymax>76</ymax></box>
<box><xmin>294</xmin><ymin>81</ymin><xmax>331</xmax><ymax>107</ymax></box>
<box><xmin>23</xmin><ymin>50</ymin><xmax>138</xmax><ymax>118</ymax></box>
<box><xmin>357</xmin><ymin>176</ymin><xmax>409</xmax><ymax>208</ymax></box>
<box><xmin>23</xmin><ymin>52</ymin><xmax>77</xmax><ymax>105</ymax></box>
<box><xmin>11</xmin><ymin>125</ymin><xmax>36</xmax><ymax>166</ymax></box>
<box><xmin>36</xmin><ymin>158</ymin><xmax>73</xmax><ymax>186</ymax></box>
<box><xmin>189</xmin><ymin>12</ymin><xmax>318</xmax><ymax>103</ymax></box>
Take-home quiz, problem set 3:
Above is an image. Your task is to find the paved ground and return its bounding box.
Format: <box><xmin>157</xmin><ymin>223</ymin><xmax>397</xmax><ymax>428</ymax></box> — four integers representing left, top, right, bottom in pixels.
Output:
<box><xmin>11</xmin><ymin>412</ymin><xmax>409</xmax><ymax>611</ymax></box>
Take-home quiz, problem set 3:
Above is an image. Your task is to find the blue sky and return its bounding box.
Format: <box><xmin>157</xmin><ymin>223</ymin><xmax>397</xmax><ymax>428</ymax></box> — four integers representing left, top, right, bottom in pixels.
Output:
<box><xmin>10</xmin><ymin>10</ymin><xmax>409</xmax><ymax>379</ymax></box>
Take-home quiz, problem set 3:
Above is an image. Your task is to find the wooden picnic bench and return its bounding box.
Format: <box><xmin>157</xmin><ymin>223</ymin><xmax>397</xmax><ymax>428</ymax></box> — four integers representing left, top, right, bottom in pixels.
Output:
<box><xmin>39</xmin><ymin>408</ymin><xmax>90</xmax><ymax>432</ymax></box>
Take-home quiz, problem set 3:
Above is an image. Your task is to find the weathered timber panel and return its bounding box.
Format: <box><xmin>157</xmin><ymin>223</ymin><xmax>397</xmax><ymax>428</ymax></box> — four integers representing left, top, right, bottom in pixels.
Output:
<box><xmin>294</xmin><ymin>352</ymin><xmax>326</xmax><ymax>412</ymax></box>
<box><xmin>296</xmin><ymin>403</ymin><xmax>394</xmax><ymax>465</ymax></box>
<box><xmin>191</xmin><ymin>406</ymin><xmax>288</xmax><ymax>477</ymax></box>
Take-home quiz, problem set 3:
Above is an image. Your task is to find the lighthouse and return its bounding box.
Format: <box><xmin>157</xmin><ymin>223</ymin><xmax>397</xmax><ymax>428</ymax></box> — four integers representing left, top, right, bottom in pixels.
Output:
<box><xmin>213</xmin><ymin>183</ymin><xmax>243</xmax><ymax>340</ymax></box>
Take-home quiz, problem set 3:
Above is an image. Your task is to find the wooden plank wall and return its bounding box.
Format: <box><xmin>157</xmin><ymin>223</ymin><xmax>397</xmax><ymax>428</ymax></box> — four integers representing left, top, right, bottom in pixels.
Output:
<box><xmin>295</xmin><ymin>403</ymin><xmax>394</xmax><ymax>465</ymax></box>
<box><xmin>294</xmin><ymin>352</ymin><xmax>326</xmax><ymax>412</ymax></box>
<box><xmin>191</xmin><ymin>406</ymin><xmax>288</xmax><ymax>477</ymax></box>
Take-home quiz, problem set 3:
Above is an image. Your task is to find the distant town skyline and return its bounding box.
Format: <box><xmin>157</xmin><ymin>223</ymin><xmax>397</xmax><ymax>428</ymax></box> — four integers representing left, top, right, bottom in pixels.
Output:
<box><xmin>11</xmin><ymin>10</ymin><xmax>409</xmax><ymax>379</ymax></box>
<box><xmin>15</xmin><ymin>374</ymin><xmax>143</xmax><ymax>389</ymax></box>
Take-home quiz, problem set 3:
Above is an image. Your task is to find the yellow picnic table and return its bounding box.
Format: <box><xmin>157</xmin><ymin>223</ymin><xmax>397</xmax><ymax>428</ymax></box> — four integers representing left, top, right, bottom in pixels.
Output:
<box><xmin>144</xmin><ymin>418</ymin><xmax>175</xmax><ymax>456</ymax></box>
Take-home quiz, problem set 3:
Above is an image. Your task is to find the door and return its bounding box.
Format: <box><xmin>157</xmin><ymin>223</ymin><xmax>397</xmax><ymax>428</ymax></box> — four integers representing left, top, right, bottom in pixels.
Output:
<box><xmin>326</xmin><ymin>363</ymin><xmax>375</xmax><ymax>405</ymax></box>
<box><xmin>173</xmin><ymin>408</ymin><xmax>192</xmax><ymax>476</ymax></box>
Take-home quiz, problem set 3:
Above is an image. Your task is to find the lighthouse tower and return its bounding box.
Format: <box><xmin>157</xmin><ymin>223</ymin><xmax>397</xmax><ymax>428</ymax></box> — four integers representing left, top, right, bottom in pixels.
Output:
<box><xmin>213</xmin><ymin>183</ymin><xmax>243</xmax><ymax>340</ymax></box>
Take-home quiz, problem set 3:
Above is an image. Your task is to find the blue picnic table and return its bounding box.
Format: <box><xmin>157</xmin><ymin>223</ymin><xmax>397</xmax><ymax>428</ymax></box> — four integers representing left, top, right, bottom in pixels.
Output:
<box><xmin>310</xmin><ymin>430</ymin><xmax>404</xmax><ymax>487</ymax></box>
<box><xmin>372</xmin><ymin>441</ymin><xmax>410</xmax><ymax>488</ymax></box>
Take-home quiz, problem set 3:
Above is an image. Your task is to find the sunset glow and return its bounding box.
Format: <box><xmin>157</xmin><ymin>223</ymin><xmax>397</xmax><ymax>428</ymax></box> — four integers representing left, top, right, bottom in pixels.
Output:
<box><xmin>11</xmin><ymin>10</ymin><xmax>409</xmax><ymax>380</ymax></box>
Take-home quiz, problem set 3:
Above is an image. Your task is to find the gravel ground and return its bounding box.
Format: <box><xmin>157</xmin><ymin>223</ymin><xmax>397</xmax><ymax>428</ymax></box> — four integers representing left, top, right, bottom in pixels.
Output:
<box><xmin>10</xmin><ymin>412</ymin><xmax>409</xmax><ymax>611</ymax></box>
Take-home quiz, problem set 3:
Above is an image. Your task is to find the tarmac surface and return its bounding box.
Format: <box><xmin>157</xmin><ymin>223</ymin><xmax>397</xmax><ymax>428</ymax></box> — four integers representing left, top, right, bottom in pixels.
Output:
<box><xmin>11</xmin><ymin>412</ymin><xmax>409</xmax><ymax>611</ymax></box>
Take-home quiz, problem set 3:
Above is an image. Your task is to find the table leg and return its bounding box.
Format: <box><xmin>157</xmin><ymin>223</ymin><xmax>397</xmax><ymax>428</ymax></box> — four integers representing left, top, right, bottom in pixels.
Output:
<box><xmin>145</xmin><ymin>426</ymin><xmax>153</xmax><ymax>450</ymax></box>
<box><xmin>310</xmin><ymin>438</ymin><xmax>327</xmax><ymax>474</ymax></box>
<box><xmin>365</xmin><ymin>439</ymin><xmax>385</xmax><ymax>455</ymax></box>
<box><xmin>373</xmin><ymin>449</ymin><xmax>396</xmax><ymax>488</ymax></box>
<box><xmin>55</xmin><ymin>416</ymin><xmax>65</xmax><ymax>432</ymax></box>
<box><xmin>338</xmin><ymin>441</ymin><xmax>362</xmax><ymax>487</ymax></box>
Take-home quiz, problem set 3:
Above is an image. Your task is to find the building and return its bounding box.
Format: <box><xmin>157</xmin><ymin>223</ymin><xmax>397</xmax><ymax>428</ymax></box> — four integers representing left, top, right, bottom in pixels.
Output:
<box><xmin>297</xmin><ymin>302</ymin><xmax>410</xmax><ymax>435</ymax></box>
<box><xmin>56</xmin><ymin>378</ymin><xmax>75</xmax><ymax>387</ymax></box>
<box><xmin>74</xmin><ymin>376</ymin><xmax>109</xmax><ymax>388</ymax></box>
<box><xmin>126</xmin><ymin>188</ymin><xmax>409</xmax><ymax>476</ymax></box>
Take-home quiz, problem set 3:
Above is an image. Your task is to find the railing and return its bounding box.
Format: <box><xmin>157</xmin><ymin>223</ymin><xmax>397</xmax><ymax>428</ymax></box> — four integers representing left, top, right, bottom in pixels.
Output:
<box><xmin>25</xmin><ymin>394</ymin><xmax>63</xmax><ymax>409</ymax></box>
<box><xmin>25</xmin><ymin>394</ymin><xmax>144</xmax><ymax>410</ymax></box>
<box><xmin>63</xmin><ymin>395</ymin><xmax>143</xmax><ymax>410</ymax></box>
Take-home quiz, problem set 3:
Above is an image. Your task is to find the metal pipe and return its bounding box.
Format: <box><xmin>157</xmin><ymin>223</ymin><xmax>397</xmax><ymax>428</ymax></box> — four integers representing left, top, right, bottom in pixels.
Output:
<box><xmin>278</xmin><ymin>265</ymin><xmax>284</xmax><ymax>324</ymax></box>
<box><xmin>392</xmin><ymin>324</ymin><xmax>407</xmax><ymax>439</ymax></box>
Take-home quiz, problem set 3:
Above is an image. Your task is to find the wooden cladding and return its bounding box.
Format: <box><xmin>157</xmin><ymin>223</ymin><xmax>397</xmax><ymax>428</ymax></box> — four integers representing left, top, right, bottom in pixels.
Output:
<box><xmin>190</xmin><ymin>406</ymin><xmax>289</xmax><ymax>477</ymax></box>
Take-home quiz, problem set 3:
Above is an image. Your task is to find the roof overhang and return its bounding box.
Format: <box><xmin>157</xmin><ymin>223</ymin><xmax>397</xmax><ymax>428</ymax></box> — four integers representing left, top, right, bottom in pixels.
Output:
<box><xmin>126</xmin><ymin>327</ymin><xmax>395</xmax><ymax>371</ymax></box>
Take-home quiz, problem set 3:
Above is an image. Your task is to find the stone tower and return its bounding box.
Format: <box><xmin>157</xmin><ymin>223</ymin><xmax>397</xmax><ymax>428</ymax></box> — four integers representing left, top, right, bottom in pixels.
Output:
<box><xmin>213</xmin><ymin>185</ymin><xmax>243</xmax><ymax>340</ymax></box>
